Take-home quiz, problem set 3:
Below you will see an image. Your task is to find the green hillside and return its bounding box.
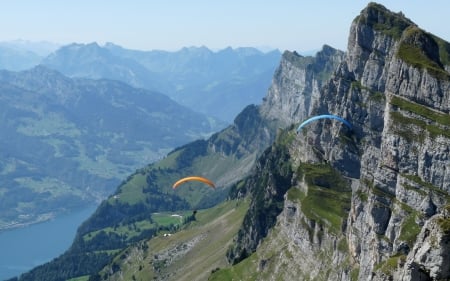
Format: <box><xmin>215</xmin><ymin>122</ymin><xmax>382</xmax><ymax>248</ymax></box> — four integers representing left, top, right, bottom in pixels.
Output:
<box><xmin>92</xmin><ymin>199</ymin><xmax>249</xmax><ymax>281</ymax></box>
<box><xmin>12</xmin><ymin>103</ymin><xmax>277</xmax><ymax>281</ymax></box>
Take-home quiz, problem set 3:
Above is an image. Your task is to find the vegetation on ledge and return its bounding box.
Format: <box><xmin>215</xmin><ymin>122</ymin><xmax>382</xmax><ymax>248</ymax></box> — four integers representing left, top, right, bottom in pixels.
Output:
<box><xmin>296</xmin><ymin>163</ymin><xmax>352</xmax><ymax>234</ymax></box>
<box><xmin>397</xmin><ymin>27</ymin><xmax>450</xmax><ymax>80</ymax></box>
<box><xmin>361</xmin><ymin>2</ymin><xmax>413</xmax><ymax>39</ymax></box>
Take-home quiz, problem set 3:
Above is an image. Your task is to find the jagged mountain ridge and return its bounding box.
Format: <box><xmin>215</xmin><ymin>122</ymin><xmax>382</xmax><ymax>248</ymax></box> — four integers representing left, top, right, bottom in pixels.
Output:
<box><xmin>41</xmin><ymin>42</ymin><xmax>171</xmax><ymax>94</ymax></box>
<box><xmin>260</xmin><ymin>44</ymin><xmax>345</xmax><ymax>127</ymax></box>
<box><xmin>0</xmin><ymin>65</ymin><xmax>222</xmax><ymax>230</ymax></box>
<box><xmin>220</xmin><ymin>3</ymin><xmax>450</xmax><ymax>281</ymax></box>
<box><xmin>10</xmin><ymin>45</ymin><xmax>343</xmax><ymax>281</ymax></box>
<box><xmin>41</xmin><ymin>43</ymin><xmax>282</xmax><ymax>122</ymax></box>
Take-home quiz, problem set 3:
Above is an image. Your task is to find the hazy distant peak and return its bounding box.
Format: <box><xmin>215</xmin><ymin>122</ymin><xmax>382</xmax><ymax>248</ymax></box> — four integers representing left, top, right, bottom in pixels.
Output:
<box><xmin>103</xmin><ymin>42</ymin><xmax>124</xmax><ymax>51</ymax></box>
<box><xmin>62</xmin><ymin>42</ymin><xmax>101</xmax><ymax>49</ymax></box>
<box><xmin>49</xmin><ymin>42</ymin><xmax>112</xmax><ymax>60</ymax></box>
<box><xmin>179</xmin><ymin>45</ymin><xmax>212</xmax><ymax>54</ymax></box>
<box><xmin>0</xmin><ymin>39</ymin><xmax>61</xmax><ymax>55</ymax></box>
<box><xmin>321</xmin><ymin>44</ymin><xmax>338</xmax><ymax>52</ymax></box>
<box><xmin>234</xmin><ymin>47</ymin><xmax>262</xmax><ymax>55</ymax></box>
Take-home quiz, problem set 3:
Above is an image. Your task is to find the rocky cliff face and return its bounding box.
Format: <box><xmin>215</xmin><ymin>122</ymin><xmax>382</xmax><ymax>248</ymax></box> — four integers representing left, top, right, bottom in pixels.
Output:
<box><xmin>342</xmin><ymin>4</ymin><xmax>450</xmax><ymax>280</ymax></box>
<box><xmin>260</xmin><ymin>45</ymin><xmax>345</xmax><ymax>127</ymax></box>
<box><xmin>223</xmin><ymin>3</ymin><xmax>450</xmax><ymax>281</ymax></box>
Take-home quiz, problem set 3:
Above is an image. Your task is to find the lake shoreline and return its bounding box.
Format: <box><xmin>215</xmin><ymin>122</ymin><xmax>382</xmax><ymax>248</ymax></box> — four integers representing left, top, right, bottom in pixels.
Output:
<box><xmin>0</xmin><ymin>212</ymin><xmax>56</xmax><ymax>233</ymax></box>
<box><xmin>0</xmin><ymin>205</ymin><xmax>97</xmax><ymax>281</ymax></box>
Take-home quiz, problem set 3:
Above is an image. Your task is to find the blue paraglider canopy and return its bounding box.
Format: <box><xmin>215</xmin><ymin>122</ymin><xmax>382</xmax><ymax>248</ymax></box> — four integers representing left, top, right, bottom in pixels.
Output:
<box><xmin>296</xmin><ymin>115</ymin><xmax>352</xmax><ymax>132</ymax></box>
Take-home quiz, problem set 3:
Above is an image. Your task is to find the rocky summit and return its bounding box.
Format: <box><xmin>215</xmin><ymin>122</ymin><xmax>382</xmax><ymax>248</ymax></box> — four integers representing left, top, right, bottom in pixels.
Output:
<box><xmin>223</xmin><ymin>3</ymin><xmax>450</xmax><ymax>281</ymax></box>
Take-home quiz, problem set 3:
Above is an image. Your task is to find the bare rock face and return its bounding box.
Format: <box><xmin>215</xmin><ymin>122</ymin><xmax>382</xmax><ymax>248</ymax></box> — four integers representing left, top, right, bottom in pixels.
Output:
<box><xmin>310</xmin><ymin>4</ymin><xmax>450</xmax><ymax>280</ymax></box>
<box><xmin>396</xmin><ymin>208</ymin><xmax>450</xmax><ymax>281</ymax></box>
<box><xmin>260</xmin><ymin>46</ymin><xmax>345</xmax><ymax>127</ymax></box>
<box><xmin>226</xmin><ymin>3</ymin><xmax>450</xmax><ymax>281</ymax></box>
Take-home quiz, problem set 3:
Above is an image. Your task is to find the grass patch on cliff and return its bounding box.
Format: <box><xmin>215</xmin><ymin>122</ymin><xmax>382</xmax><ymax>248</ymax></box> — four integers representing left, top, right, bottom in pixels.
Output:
<box><xmin>351</xmin><ymin>80</ymin><xmax>385</xmax><ymax>102</ymax></box>
<box><xmin>401</xmin><ymin>182</ymin><xmax>427</xmax><ymax>196</ymax></box>
<box><xmin>300</xmin><ymin>186</ymin><xmax>351</xmax><ymax>234</ymax></box>
<box><xmin>435</xmin><ymin>35</ymin><xmax>450</xmax><ymax>66</ymax></box>
<box><xmin>374</xmin><ymin>254</ymin><xmax>406</xmax><ymax>276</ymax></box>
<box><xmin>437</xmin><ymin>217</ymin><xmax>450</xmax><ymax>235</ymax></box>
<box><xmin>398</xmin><ymin>43</ymin><xmax>447</xmax><ymax>79</ymax></box>
<box><xmin>371</xmin><ymin>184</ymin><xmax>395</xmax><ymax>199</ymax></box>
<box><xmin>350</xmin><ymin>267</ymin><xmax>360</xmax><ymax>281</ymax></box>
<box><xmin>399</xmin><ymin>212</ymin><xmax>421</xmax><ymax>246</ymax></box>
<box><xmin>365</xmin><ymin>3</ymin><xmax>411</xmax><ymax>40</ymax></box>
<box><xmin>286</xmin><ymin>187</ymin><xmax>305</xmax><ymax>202</ymax></box>
<box><xmin>390</xmin><ymin>111</ymin><xmax>450</xmax><ymax>140</ymax></box>
<box><xmin>390</xmin><ymin>96</ymin><xmax>450</xmax><ymax>126</ymax></box>
<box><xmin>437</xmin><ymin>205</ymin><xmax>450</xmax><ymax>235</ymax></box>
<box><xmin>298</xmin><ymin>163</ymin><xmax>351</xmax><ymax>192</ymax></box>
<box><xmin>390</xmin><ymin>111</ymin><xmax>426</xmax><ymax>142</ymax></box>
<box><xmin>356</xmin><ymin>189</ymin><xmax>369</xmax><ymax>202</ymax></box>
<box><xmin>402</xmin><ymin>174</ymin><xmax>449</xmax><ymax>200</ymax></box>
<box><xmin>397</xmin><ymin>27</ymin><xmax>450</xmax><ymax>80</ymax></box>
<box><xmin>296</xmin><ymin>163</ymin><xmax>351</xmax><ymax>234</ymax></box>
<box><xmin>276</xmin><ymin>128</ymin><xmax>297</xmax><ymax>147</ymax></box>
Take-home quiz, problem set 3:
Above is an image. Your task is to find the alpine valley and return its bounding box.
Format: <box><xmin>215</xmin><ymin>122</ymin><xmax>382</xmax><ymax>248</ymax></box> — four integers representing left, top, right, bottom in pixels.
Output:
<box><xmin>6</xmin><ymin>2</ymin><xmax>450</xmax><ymax>281</ymax></box>
<box><xmin>0</xmin><ymin>65</ymin><xmax>221</xmax><ymax>230</ymax></box>
<box><xmin>0</xmin><ymin>45</ymin><xmax>280</xmax><ymax>231</ymax></box>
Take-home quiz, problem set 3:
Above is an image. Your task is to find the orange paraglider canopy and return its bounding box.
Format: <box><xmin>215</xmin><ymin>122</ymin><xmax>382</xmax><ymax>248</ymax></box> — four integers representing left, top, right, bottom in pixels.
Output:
<box><xmin>172</xmin><ymin>176</ymin><xmax>215</xmax><ymax>189</ymax></box>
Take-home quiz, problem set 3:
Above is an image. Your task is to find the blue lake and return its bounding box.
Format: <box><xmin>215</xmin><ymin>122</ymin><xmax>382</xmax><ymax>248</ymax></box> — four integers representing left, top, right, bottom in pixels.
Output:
<box><xmin>0</xmin><ymin>206</ymin><xmax>97</xmax><ymax>281</ymax></box>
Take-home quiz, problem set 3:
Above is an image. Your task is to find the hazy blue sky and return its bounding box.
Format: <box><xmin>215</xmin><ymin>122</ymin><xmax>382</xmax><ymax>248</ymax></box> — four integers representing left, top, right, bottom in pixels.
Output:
<box><xmin>1</xmin><ymin>1</ymin><xmax>449</xmax><ymax>52</ymax></box>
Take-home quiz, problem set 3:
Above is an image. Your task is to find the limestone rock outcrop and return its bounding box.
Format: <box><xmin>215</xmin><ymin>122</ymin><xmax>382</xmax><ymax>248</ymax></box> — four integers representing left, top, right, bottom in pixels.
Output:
<box><xmin>226</xmin><ymin>3</ymin><xmax>450</xmax><ymax>280</ymax></box>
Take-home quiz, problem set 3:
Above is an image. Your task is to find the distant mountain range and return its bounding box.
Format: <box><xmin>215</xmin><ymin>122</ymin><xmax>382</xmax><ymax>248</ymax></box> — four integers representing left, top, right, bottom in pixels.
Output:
<box><xmin>0</xmin><ymin>65</ymin><xmax>223</xmax><ymax>229</ymax></box>
<box><xmin>41</xmin><ymin>43</ymin><xmax>282</xmax><ymax>122</ymax></box>
<box><xmin>0</xmin><ymin>40</ymin><xmax>60</xmax><ymax>71</ymax></box>
<box><xmin>0</xmin><ymin>41</ymin><xmax>281</xmax><ymax>122</ymax></box>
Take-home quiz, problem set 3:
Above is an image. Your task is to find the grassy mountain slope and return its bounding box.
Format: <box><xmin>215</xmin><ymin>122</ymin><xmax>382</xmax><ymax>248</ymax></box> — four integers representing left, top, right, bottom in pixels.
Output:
<box><xmin>93</xmin><ymin>199</ymin><xmax>249</xmax><ymax>281</ymax></box>
<box><xmin>9</xmin><ymin>105</ymin><xmax>277</xmax><ymax>281</ymax></box>
<box><xmin>210</xmin><ymin>128</ymin><xmax>354</xmax><ymax>280</ymax></box>
<box><xmin>92</xmin><ymin>124</ymin><xmax>354</xmax><ymax>281</ymax></box>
